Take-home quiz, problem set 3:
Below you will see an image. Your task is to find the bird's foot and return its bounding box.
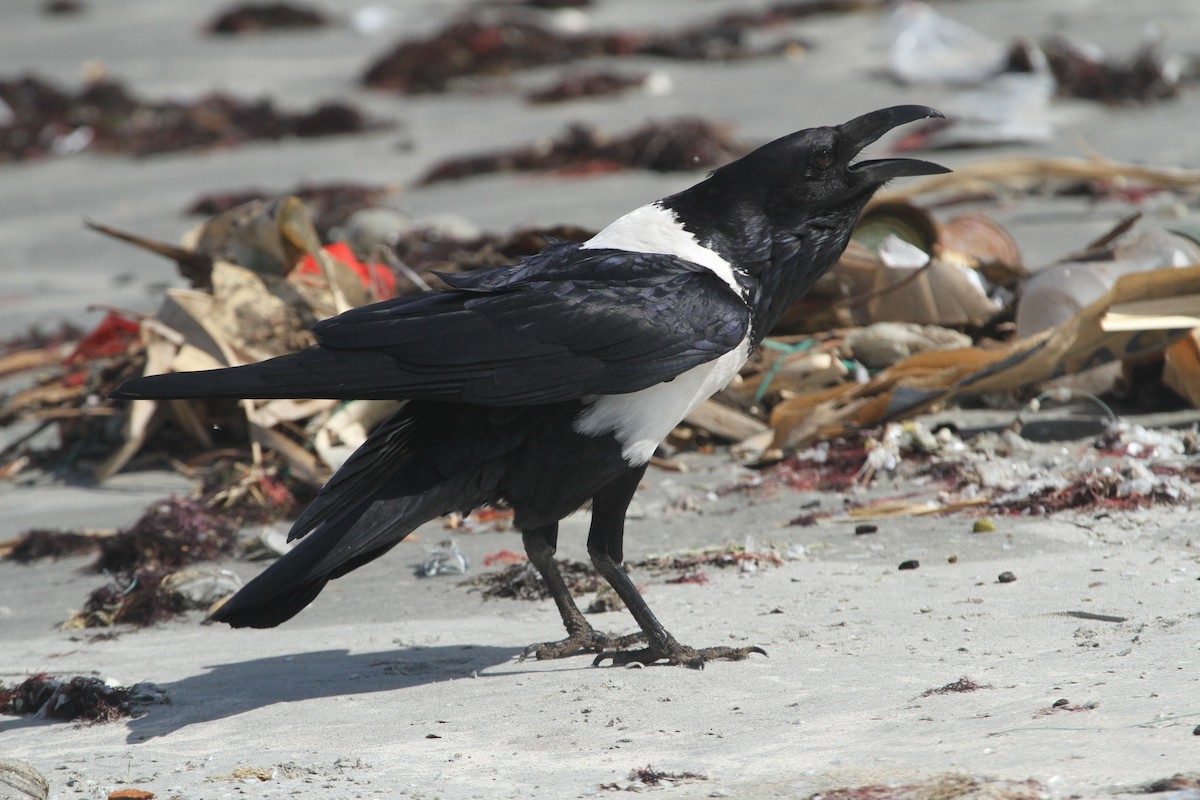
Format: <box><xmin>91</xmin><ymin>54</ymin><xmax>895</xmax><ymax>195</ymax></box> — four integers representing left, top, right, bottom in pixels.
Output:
<box><xmin>519</xmin><ymin>629</ymin><xmax>646</xmax><ymax>662</ymax></box>
<box><xmin>593</xmin><ymin>642</ymin><xmax>767</xmax><ymax>669</ymax></box>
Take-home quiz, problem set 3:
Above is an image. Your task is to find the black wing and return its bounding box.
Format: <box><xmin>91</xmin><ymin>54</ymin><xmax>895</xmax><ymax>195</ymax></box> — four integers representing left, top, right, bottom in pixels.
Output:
<box><xmin>113</xmin><ymin>244</ymin><xmax>750</xmax><ymax>406</ymax></box>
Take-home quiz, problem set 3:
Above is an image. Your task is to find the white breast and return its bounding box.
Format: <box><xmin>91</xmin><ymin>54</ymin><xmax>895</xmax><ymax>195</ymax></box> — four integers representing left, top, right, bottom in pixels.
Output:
<box><xmin>580</xmin><ymin>202</ymin><xmax>745</xmax><ymax>296</ymax></box>
<box><xmin>573</xmin><ymin>338</ymin><xmax>752</xmax><ymax>465</ymax></box>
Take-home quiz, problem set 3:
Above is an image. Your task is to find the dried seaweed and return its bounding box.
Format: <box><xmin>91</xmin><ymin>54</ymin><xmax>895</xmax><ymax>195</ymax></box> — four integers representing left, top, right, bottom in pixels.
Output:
<box><xmin>992</xmin><ymin>470</ymin><xmax>1186</xmax><ymax>515</ymax></box>
<box><xmin>0</xmin><ymin>674</ymin><xmax>165</xmax><ymax>723</ymax></box>
<box><xmin>4</xmin><ymin>529</ymin><xmax>102</xmax><ymax>563</ymax></box>
<box><xmin>1035</xmin><ymin>37</ymin><xmax>1186</xmax><ymax>105</ymax></box>
<box><xmin>599</xmin><ymin>765</ymin><xmax>707</xmax><ymax>791</ymax></box>
<box><xmin>461</xmin><ymin>558</ymin><xmax>604</xmax><ymax>601</ymax></box>
<box><xmin>419</xmin><ymin>118</ymin><xmax>750</xmax><ymax>184</ymax></box>
<box><xmin>91</xmin><ymin>497</ymin><xmax>238</xmax><ymax>574</ymax></box>
<box><xmin>920</xmin><ymin>677</ymin><xmax>992</xmax><ymax>697</ymax></box>
<box><xmin>739</xmin><ymin>439</ymin><xmax>871</xmax><ymax>495</ymax></box>
<box><xmin>526</xmin><ymin>71</ymin><xmax>649</xmax><ymax>105</ymax></box>
<box><xmin>361</xmin><ymin>14</ymin><xmax>806</xmax><ymax>95</ymax></box>
<box><xmin>73</xmin><ymin>567</ymin><xmax>191</xmax><ymax>627</ymax></box>
<box><xmin>0</xmin><ymin>74</ymin><xmax>379</xmax><ymax>163</ymax></box>
<box><xmin>630</xmin><ymin>545</ymin><xmax>783</xmax><ymax>576</ymax></box>
<box><xmin>206</xmin><ymin>2</ymin><xmax>327</xmax><ymax>35</ymax></box>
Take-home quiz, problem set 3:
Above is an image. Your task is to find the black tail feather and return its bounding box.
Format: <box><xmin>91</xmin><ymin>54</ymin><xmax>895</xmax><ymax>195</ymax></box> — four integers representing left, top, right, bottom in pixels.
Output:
<box><xmin>207</xmin><ymin>403</ymin><xmax>511</xmax><ymax>628</ymax></box>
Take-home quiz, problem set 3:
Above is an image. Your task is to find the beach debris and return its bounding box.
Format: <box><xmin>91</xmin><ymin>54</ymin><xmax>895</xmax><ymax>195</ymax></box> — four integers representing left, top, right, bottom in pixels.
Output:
<box><xmin>846</xmin><ymin>323</ymin><xmax>973</xmax><ymax>370</ymax></box>
<box><xmin>2</xmin><ymin>148</ymin><xmax>1198</xmax><ymax>541</ymax></box>
<box><xmin>525</xmin><ymin>70</ymin><xmax>658</xmax><ymax>105</ymax></box>
<box><xmin>0</xmin><ymin>674</ymin><xmax>167</xmax><ymax>723</ymax></box>
<box><xmin>599</xmin><ymin>765</ymin><xmax>707</xmax><ymax>791</ymax></box>
<box><xmin>1035</xmin><ymin>699</ymin><xmax>1097</xmax><ymax>717</ymax></box>
<box><xmin>91</xmin><ymin>497</ymin><xmax>241</xmax><ymax>574</ymax></box>
<box><xmin>205</xmin><ymin>2</ymin><xmax>328</xmax><ymax>35</ymax></box>
<box><xmin>108</xmin><ymin>789</ymin><xmax>156</xmax><ymax>800</ymax></box>
<box><xmin>854</xmin><ymin>524</ymin><xmax>878</xmax><ymax>535</ymax></box>
<box><xmin>1138</xmin><ymin>775</ymin><xmax>1200</xmax><ymax>793</ymax></box>
<box><xmin>972</xmin><ymin>519</ymin><xmax>996</xmax><ymax>533</ymax></box>
<box><xmin>877</xmin><ymin>154</ymin><xmax>1200</xmax><ymax>206</ymax></box>
<box><xmin>418</xmin><ymin>117</ymin><xmax>750</xmax><ymax>184</ymax></box>
<box><xmin>42</xmin><ymin>0</ymin><xmax>84</xmax><ymax>15</ymax></box>
<box><xmin>186</xmin><ymin>181</ymin><xmax>394</xmax><ymax>242</ymax></box>
<box><xmin>2</xmin><ymin>528</ymin><xmax>113</xmax><ymax>563</ymax></box>
<box><xmin>482</xmin><ymin>550</ymin><xmax>526</xmax><ymax>567</ymax></box>
<box><xmin>462</xmin><ymin>559</ymin><xmax>603</xmax><ymax>601</ymax></box>
<box><xmin>807</xmin><ymin>775</ymin><xmax>1044</xmax><ymax>800</ymax></box>
<box><xmin>0</xmin><ymin>760</ymin><xmax>49</xmax><ymax>800</ymax></box>
<box><xmin>361</xmin><ymin>13</ymin><xmax>808</xmax><ymax>96</ymax></box>
<box><xmin>766</xmin><ymin>261</ymin><xmax>1200</xmax><ymax>452</ymax></box>
<box><xmin>998</xmin><ymin>571</ymin><xmax>1017</xmax><ymax>583</ymax></box>
<box><xmin>920</xmin><ymin>677</ymin><xmax>991</xmax><ymax>697</ymax></box>
<box><xmin>898</xmin><ymin>559</ymin><xmax>919</xmax><ymax>570</ymax></box>
<box><xmin>1039</xmin><ymin>34</ymin><xmax>1187</xmax><ymax>105</ymax></box>
<box><xmin>898</xmin><ymin>67</ymin><xmax>1056</xmax><ymax>151</ymax></box>
<box><xmin>415</xmin><ymin>540</ymin><xmax>469</xmax><ymax>577</ymax></box>
<box><xmin>1016</xmin><ymin>225</ymin><xmax>1200</xmax><ymax>340</ymax></box>
<box><xmin>631</xmin><ymin>541</ymin><xmax>784</xmax><ymax>578</ymax></box>
<box><xmin>0</xmin><ymin>74</ymin><xmax>380</xmax><ymax>163</ymax></box>
<box><xmin>69</xmin><ymin>566</ymin><xmax>196</xmax><ymax>627</ymax></box>
<box><xmin>888</xmin><ymin>1</ymin><xmax>1007</xmax><ymax>86</ymax></box>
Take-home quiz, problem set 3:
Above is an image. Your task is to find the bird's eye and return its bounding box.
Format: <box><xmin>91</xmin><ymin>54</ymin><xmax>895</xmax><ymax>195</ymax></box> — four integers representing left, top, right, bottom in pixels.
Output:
<box><xmin>811</xmin><ymin>147</ymin><xmax>833</xmax><ymax>169</ymax></box>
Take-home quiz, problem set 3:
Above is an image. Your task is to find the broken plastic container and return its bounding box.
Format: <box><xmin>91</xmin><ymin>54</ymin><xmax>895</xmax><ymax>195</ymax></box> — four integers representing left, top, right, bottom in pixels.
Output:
<box><xmin>1015</xmin><ymin>226</ymin><xmax>1200</xmax><ymax>339</ymax></box>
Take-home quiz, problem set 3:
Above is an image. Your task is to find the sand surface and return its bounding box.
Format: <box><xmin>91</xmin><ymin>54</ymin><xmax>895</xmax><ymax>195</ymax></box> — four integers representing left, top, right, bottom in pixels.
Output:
<box><xmin>3</xmin><ymin>1</ymin><xmax>1200</xmax><ymax>798</ymax></box>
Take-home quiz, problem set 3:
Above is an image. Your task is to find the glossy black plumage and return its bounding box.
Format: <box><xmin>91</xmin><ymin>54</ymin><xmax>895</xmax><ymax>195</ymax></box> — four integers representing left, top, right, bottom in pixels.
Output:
<box><xmin>112</xmin><ymin>246</ymin><xmax>749</xmax><ymax>405</ymax></box>
<box><xmin>112</xmin><ymin>106</ymin><xmax>949</xmax><ymax>666</ymax></box>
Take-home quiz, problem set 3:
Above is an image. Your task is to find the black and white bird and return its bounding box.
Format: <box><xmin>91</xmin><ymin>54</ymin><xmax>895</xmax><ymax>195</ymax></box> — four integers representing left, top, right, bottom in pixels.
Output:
<box><xmin>112</xmin><ymin>106</ymin><xmax>947</xmax><ymax>668</ymax></box>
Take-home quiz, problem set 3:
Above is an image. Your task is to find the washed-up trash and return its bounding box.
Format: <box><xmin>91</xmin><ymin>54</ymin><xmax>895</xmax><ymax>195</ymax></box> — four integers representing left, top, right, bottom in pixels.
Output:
<box><xmin>878</xmin><ymin>154</ymin><xmax>1200</xmax><ymax>206</ymax></box>
<box><xmin>85</xmin><ymin>196</ymin><xmax>398</xmax><ymax>480</ymax></box>
<box><xmin>1163</xmin><ymin>330</ymin><xmax>1200</xmax><ymax>407</ymax></box>
<box><xmin>846</xmin><ymin>323</ymin><xmax>972</xmax><ymax>370</ymax></box>
<box><xmin>416</xmin><ymin>540</ymin><xmax>469</xmax><ymax>577</ymax></box>
<box><xmin>1016</xmin><ymin>225</ymin><xmax>1200</xmax><ymax>339</ymax></box>
<box><xmin>840</xmin><ymin>201</ymin><xmax>1020</xmax><ymax>328</ymax></box>
<box><xmin>162</xmin><ymin>566</ymin><xmax>243</xmax><ymax>607</ymax></box>
<box><xmin>767</xmin><ymin>263</ymin><xmax>1200</xmax><ymax>451</ymax></box>
<box><xmin>187</xmin><ymin>181</ymin><xmax>394</xmax><ymax>242</ymax></box>
<box><xmin>888</xmin><ymin>1</ymin><xmax>1007</xmax><ymax>86</ymax></box>
<box><xmin>897</xmin><ymin>68</ymin><xmax>1055</xmax><ymax>150</ymax></box>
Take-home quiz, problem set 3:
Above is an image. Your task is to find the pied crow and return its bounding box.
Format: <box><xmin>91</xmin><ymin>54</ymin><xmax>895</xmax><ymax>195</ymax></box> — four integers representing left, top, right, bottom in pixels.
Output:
<box><xmin>112</xmin><ymin>105</ymin><xmax>948</xmax><ymax>668</ymax></box>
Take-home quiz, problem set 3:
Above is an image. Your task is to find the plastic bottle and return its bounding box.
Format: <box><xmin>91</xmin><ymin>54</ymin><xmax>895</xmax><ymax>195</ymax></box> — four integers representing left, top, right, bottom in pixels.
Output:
<box><xmin>1014</xmin><ymin>226</ymin><xmax>1200</xmax><ymax>340</ymax></box>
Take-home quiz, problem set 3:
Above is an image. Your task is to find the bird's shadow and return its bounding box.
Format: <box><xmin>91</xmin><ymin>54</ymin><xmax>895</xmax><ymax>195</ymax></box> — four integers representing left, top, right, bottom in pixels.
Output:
<box><xmin>113</xmin><ymin>643</ymin><xmax>519</xmax><ymax>743</ymax></box>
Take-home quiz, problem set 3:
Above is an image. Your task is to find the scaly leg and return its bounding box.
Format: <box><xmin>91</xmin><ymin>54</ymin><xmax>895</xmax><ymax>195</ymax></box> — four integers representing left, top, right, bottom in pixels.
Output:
<box><xmin>587</xmin><ymin>466</ymin><xmax>766</xmax><ymax>669</ymax></box>
<box><xmin>518</xmin><ymin>523</ymin><xmax>643</xmax><ymax>661</ymax></box>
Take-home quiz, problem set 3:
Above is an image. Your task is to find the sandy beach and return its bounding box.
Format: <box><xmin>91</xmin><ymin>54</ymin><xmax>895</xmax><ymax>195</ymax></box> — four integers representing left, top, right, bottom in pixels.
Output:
<box><xmin>3</xmin><ymin>1</ymin><xmax>1200</xmax><ymax>798</ymax></box>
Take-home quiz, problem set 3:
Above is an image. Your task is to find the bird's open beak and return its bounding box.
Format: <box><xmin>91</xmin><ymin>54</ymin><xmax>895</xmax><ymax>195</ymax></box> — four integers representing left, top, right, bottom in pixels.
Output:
<box><xmin>841</xmin><ymin>105</ymin><xmax>950</xmax><ymax>182</ymax></box>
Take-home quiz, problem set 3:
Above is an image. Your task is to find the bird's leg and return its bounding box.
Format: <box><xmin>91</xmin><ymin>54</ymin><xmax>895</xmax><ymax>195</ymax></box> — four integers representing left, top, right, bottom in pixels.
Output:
<box><xmin>588</xmin><ymin>466</ymin><xmax>766</xmax><ymax>669</ymax></box>
<box><xmin>518</xmin><ymin>523</ymin><xmax>644</xmax><ymax>661</ymax></box>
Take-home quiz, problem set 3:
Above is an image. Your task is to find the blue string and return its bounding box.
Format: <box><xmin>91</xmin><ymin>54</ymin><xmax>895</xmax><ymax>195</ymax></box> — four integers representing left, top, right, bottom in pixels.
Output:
<box><xmin>752</xmin><ymin>339</ymin><xmax>817</xmax><ymax>405</ymax></box>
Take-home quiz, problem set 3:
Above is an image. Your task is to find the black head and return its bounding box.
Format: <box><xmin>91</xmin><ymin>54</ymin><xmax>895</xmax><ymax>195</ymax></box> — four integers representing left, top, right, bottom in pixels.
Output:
<box><xmin>662</xmin><ymin>106</ymin><xmax>948</xmax><ymax>337</ymax></box>
<box><xmin>667</xmin><ymin>106</ymin><xmax>947</xmax><ymax>247</ymax></box>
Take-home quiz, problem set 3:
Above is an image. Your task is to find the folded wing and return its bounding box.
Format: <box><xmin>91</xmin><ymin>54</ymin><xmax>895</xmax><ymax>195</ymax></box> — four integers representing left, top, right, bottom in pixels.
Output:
<box><xmin>112</xmin><ymin>245</ymin><xmax>751</xmax><ymax>406</ymax></box>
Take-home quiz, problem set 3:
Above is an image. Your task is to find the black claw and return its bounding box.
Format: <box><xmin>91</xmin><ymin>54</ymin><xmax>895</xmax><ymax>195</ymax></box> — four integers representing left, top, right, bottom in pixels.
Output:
<box><xmin>521</xmin><ymin>630</ymin><xmax>645</xmax><ymax>662</ymax></box>
<box><xmin>592</xmin><ymin>644</ymin><xmax>766</xmax><ymax>668</ymax></box>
